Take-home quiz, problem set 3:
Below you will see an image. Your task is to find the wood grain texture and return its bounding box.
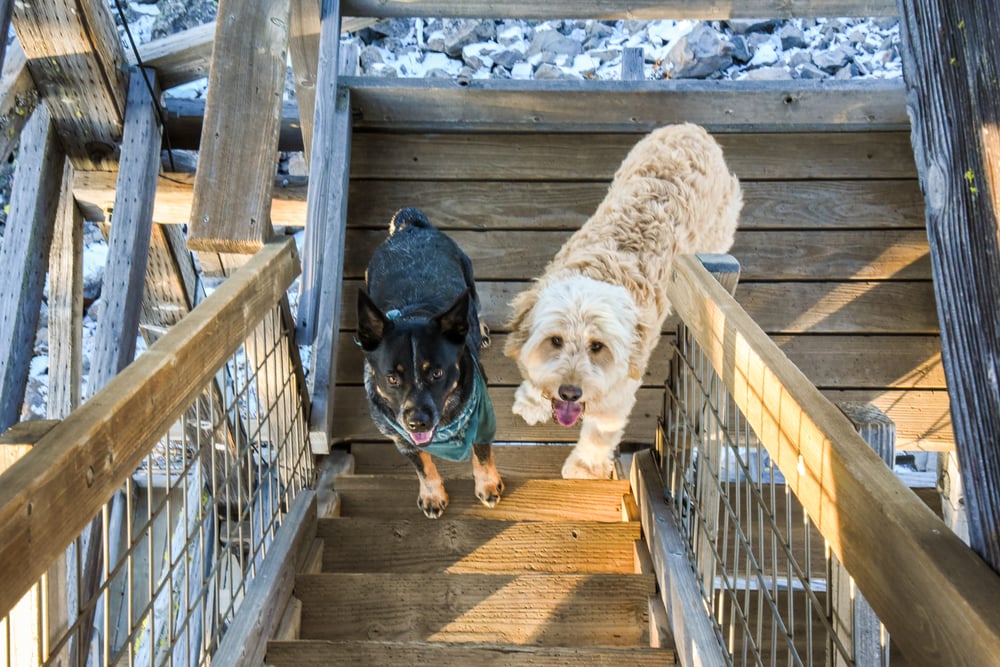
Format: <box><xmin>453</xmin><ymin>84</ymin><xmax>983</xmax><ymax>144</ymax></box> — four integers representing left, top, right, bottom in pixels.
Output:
<box><xmin>335</xmin><ymin>476</ymin><xmax>630</xmax><ymax>522</ymax></box>
<box><xmin>296</xmin><ymin>572</ymin><xmax>653</xmax><ymax>645</ymax></box>
<box><xmin>666</xmin><ymin>254</ymin><xmax>1000</xmax><ymax>665</ymax></box>
<box><xmin>897</xmin><ymin>0</ymin><xmax>1000</xmax><ymax>575</ymax></box>
<box><xmin>0</xmin><ymin>238</ymin><xmax>299</xmax><ymax>619</ymax></box>
<box><xmin>11</xmin><ymin>0</ymin><xmax>127</xmax><ymax>169</ymax></box>
<box><xmin>0</xmin><ymin>41</ymin><xmax>39</xmax><ymax>166</ymax></box>
<box><xmin>88</xmin><ymin>68</ymin><xmax>162</xmax><ymax>395</ymax></box>
<box><xmin>318</xmin><ymin>518</ymin><xmax>641</xmax><ymax>573</ymax></box>
<box><xmin>0</xmin><ymin>103</ymin><xmax>64</xmax><ymax>432</ymax></box>
<box><xmin>267</xmin><ymin>640</ymin><xmax>675</xmax><ymax>666</ymax></box>
<box><xmin>341</xmin><ymin>78</ymin><xmax>908</xmax><ymax>132</ymax></box>
<box><xmin>186</xmin><ymin>0</ymin><xmax>290</xmax><ymax>252</ymax></box>
<box><xmin>135</xmin><ymin>22</ymin><xmax>214</xmax><ymax>91</ymax></box>
<box><xmin>339</xmin><ymin>0</ymin><xmax>897</xmax><ymax>19</ymax></box>
<box><xmin>347</xmin><ymin>131</ymin><xmax>918</xmax><ymax>181</ymax></box>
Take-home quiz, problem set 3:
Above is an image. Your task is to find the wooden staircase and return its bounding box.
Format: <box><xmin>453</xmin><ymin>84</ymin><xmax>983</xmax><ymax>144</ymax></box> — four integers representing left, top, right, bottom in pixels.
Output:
<box><xmin>266</xmin><ymin>444</ymin><xmax>677</xmax><ymax>665</ymax></box>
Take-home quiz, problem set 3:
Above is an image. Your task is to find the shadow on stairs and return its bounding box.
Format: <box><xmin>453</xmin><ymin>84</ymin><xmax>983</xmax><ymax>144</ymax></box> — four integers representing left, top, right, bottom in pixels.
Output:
<box><xmin>266</xmin><ymin>443</ymin><xmax>677</xmax><ymax>665</ymax></box>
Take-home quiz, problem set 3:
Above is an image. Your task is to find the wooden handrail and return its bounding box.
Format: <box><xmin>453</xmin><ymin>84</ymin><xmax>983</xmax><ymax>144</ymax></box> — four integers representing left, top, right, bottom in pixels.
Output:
<box><xmin>666</xmin><ymin>254</ymin><xmax>1000</xmax><ymax>665</ymax></box>
<box><xmin>0</xmin><ymin>238</ymin><xmax>300</xmax><ymax>618</ymax></box>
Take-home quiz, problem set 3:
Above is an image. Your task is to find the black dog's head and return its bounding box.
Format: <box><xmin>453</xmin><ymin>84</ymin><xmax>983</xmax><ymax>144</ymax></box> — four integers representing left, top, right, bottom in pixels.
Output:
<box><xmin>357</xmin><ymin>288</ymin><xmax>471</xmax><ymax>446</ymax></box>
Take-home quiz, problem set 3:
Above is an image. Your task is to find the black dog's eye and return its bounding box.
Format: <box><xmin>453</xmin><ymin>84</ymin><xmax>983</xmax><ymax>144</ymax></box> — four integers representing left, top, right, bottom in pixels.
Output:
<box><xmin>550</xmin><ymin>336</ymin><xmax>563</xmax><ymax>348</ymax></box>
<box><xmin>429</xmin><ymin>368</ymin><xmax>444</xmax><ymax>382</ymax></box>
<box><xmin>386</xmin><ymin>373</ymin><xmax>400</xmax><ymax>386</ymax></box>
<box><xmin>589</xmin><ymin>341</ymin><xmax>604</xmax><ymax>353</ymax></box>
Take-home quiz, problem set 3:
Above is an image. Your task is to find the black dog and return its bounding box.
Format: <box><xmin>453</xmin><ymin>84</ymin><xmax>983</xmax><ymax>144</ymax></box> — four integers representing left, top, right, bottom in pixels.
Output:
<box><xmin>356</xmin><ymin>208</ymin><xmax>503</xmax><ymax>518</ymax></box>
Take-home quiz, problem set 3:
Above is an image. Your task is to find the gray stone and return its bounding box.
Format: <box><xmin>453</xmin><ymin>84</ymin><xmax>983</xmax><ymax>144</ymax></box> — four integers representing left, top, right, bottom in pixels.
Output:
<box><xmin>726</xmin><ymin>19</ymin><xmax>782</xmax><ymax>35</ymax></box>
<box><xmin>534</xmin><ymin>63</ymin><xmax>582</xmax><ymax>80</ymax></box>
<box><xmin>813</xmin><ymin>44</ymin><xmax>855</xmax><ymax>70</ymax></box>
<box><xmin>525</xmin><ymin>28</ymin><xmax>583</xmax><ymax>60</ymax></box>
<box><xmin>730</xmin><ymin>35</ymin><xmax>751</xmax><ymax>63</ymax></box>
<box><xmin>491</xmin><ymin>49</ymin><xmax>525</xmax><ymax>70</ymax></box>
<box><xmin>779</xmin><ymin>24</ymin><xmax>806</xmax><ymax>50</ymax></box>
<box><xmin>794</xmin><ymin>63</ymin><xmax>828</xmax><ymax>79</ymax></box>
<box><xmin>369</xmin><ymin>18</ymin><xmax>414</xmax><ymax>41</ymax></box>
<box><xmin>441</xmin><ymin>19</ymin><xmax>496</xmax><ymax>58</ymax></box>
<box><xmin>666</xmin><ymin>24</ymin><xmax>734</xmax><ymax>79</ymax></box>
<box><xmin>743</xmin><ymin>65</ymin><xmax>792</xmax><ymax>80</ymax></box>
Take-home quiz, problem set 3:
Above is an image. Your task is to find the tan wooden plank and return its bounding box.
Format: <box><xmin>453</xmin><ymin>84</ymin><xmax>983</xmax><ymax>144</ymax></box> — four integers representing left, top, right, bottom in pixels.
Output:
<box><xmin>0</xmin><ymin>103</ymin><xmax>65</xmax><ymax>432</ymax></box>
<box><xmin>337</xmin><ymin>279</ymin><xmax>939</xmax><ymax>335</ymax></box>
<box><xmin>48</xmin><ymin>159</ymin><xmax>83</xmax><ymax>417</ymax></box>
<box><xmin>318</xmin><ymin>518</ymin><xmax>641</xmax><ymax>573</ymax></box>
<box><xmin>135</xmin><ymin>22</ymin><xmax>214</xmax><ymax>91</ymax></box>
<box><xmin>665</xmin><ymin>254</ymin><xmax>1000</xmax><ymax>665</ymax></box>
<box><xmin>186</xmin><ymin>0</ymin><xmax>290</xmax><ymax>253</ymax></box>
<box><xmin>348</xmin><ymin>132</ymin><xmax>917</xmax><ymax>181</ymax></box>
<box><xmin>340</xmin><ymin>229</ymin><xmax>931</xmax><ymax>281</ymax></box>
<box><xmin>88</xmin><ymin>68</ymin><xmax>162</xmax><ymax>394</ymax></box>
<box><xmin>266</xmin><ymin>639</ymin><xmax>676</xmax><ymax>666</ymax></box>
<box><xmin>0</xmin><ymin>238</ymin><xmax>299</xmax><ymax>619</ymax></box>
<box><xmin>341</xmin><ymin>78</ymin><xmax>908</xmax><ymax>132</ymax></box>
<box><xmin>0</xmin><ymin>420</ymin><xmax>59</xmax><ymax>447</ymax></box>
<box><xmin>297</xmin><ymin>572</ymin><xmax>653</xmax><ymax>645</ymax></box>
<box><xmin>350</xmin><ymin>442</ymin><xmax>573</xmax><ymax>478</ymax></box>
<box><xmin>213</xmin><ymin>491</ymin><xmax>317</xmax><ymax>667</ymax></box>
<box><xmin>339</xmin><ymin>0</ymin><xmax>897</xmax><ymax>19</ymax></box>
<box><xmin>329</xmin><ymin>385</ymin><xmax>951</xmax><ymax>452</ymax></box>
<box><xmin>335</xmin><ymin>476</ymin><xmax>631</xmax><ymax>522</ymax></box>
<box><xmin>71</xmin><ymin>176</ymin><xmax>925</xmax><ymax>231</ymax></box>
<box><xmin>11</xmin><ymin>0</ymin><xmax>127</xmax><ymax>170</ymax></box>
<box><xmin>346</xmin><ymin>178</ymin><xmax>925</xmax><ymax>231</ymax></box>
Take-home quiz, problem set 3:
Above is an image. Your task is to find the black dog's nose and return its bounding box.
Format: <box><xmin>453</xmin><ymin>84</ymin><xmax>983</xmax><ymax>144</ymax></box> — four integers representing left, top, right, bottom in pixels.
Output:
<box><xmin>405</xmin><ymin>409</ymin><xmax>433</xmax><ymax>431</ymax></box>
<box><xmin>558</xmin><ymin>384</ymin><xmax>582</xmax><ymax>402</ymax></box>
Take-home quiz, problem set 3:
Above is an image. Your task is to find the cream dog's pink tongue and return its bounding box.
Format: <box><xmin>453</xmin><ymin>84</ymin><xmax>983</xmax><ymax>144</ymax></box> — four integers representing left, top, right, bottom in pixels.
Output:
<box><xmin>553</xmin><ymin>399</ymin><xmax>583</xmax><ymax>427</ymax></box>
<box><xmin>410</xmin><ymin>430</ymin><xmax>433</xmax><ymax>445</ymax></box>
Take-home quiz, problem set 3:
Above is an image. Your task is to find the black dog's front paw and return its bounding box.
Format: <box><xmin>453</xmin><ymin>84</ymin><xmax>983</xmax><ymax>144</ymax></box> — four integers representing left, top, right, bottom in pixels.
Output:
<box><xmin>418</xmin><ymin>483</ymin><xmax>449</xmax><ymax>519</ymax></box>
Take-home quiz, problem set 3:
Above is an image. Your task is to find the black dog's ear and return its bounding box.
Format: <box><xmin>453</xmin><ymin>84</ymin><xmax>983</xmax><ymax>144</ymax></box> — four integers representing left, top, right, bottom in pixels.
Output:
<box><xmin>435</xmin><ymin>289</ymin><xmax>470</xmax><ymax>344</ymax></box>
<box><xmin>357</xmin><ymin>290</ymin><xmax>390</xmax><ymax>351</ymax></box>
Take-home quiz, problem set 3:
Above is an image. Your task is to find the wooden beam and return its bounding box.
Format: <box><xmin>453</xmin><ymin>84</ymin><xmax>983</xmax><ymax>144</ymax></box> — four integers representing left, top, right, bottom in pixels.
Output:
<box><xmin>288</xmin><ymin>0</ymin><xmax>322</xmax><ymax>164</ymax></box>
<box><xmin>896</xmin><ymin>0</ymin><xmax>1000</xmax><ymax>572</ymax></box>
<box><xmin>212</xmin><ymin>490</ymin><xmax>317</xmax><ymax>667</ymax></box>
<box><xmin>0</xmin><ymin>237</ymin><xmax>300</xmax><ymax>619</ymax></box>
<box><xmin>631</xmin><ymin>450</ymin><xmax>728</xmax><ymax>667</ymax></box>
<box><xmin>0</xmin><ymin>102</ymin><xmax>65</xmax><ymax>432</ymax></box>
<box><xmin>339</xmin><ymin>0</ymin><xmax>897</xmax><ymax>19</ymax></box>
<box><xmin>11</xmin><ymin>0</ymin><xmax>128</xmax><ymax>170</ymax></box>
<box><xmin>0</xmin><ymin>40</ymin><xmax>38</xmax><ymax>166</ymax></box>
<box><xmin>666</xmin><ymin>254</ymin><xmax>1000</xmax><ymax>665</ymax></box>
<box><xmin>135</xmin><ymin>21</ymin><xmax>214</xmax><ymax>91</ymax></box>
<box><xmin>186</xmin><ymin>0</ymin><xmax>290</xmax><ymax>254</ymax></box>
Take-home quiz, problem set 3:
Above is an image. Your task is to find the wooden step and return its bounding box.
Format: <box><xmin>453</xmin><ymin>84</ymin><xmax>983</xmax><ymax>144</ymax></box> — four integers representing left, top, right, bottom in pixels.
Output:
<box><xmin>349</xmin><ymin>442</ymin><xmax>574</xmax><ymax>478</ymax></box>
<box><xmin>318</xmin><ymin>518</ymin><xmax>642</xmax><ymax>573</ymax></box>
<box><xmin>266</xmin><ymin>639</ymin><xmax>676</xmax><ymax>665</ymax></box>
<box><xmin>334</xmin><ymin>475</ymin><xmax>631</xmax><ymax>522</ymax></box>
<box><xmin>296</xmin><ymin>572</ymin><xmax>655</xmax><ymax>646</ymax></box>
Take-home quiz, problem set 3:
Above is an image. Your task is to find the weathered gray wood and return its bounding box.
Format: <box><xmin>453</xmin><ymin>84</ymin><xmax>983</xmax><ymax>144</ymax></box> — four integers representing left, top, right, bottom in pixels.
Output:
<box><xmin>340</xmin><ymin>77</ymin><xmax>909</xmax><ymax>132</ymax></box>
<box><xmin>339</xmin><ymin>0</ymin><xmax>897</xmax><ymax>19</ymax></box>
<box><xmin>289</xmin><ymin>0</ymin><xmax>322</xmax><ymax>164</ymax></box>
<box><xmin>11</xmin><ymin>0</ymin><xmax>128</xmax><ymax>170</ymax></box>
<box><xmin>0</xmin><ymin>102</ymin><xmax>65</xmax><ymax>432</ymax></box>
<box><xmin>88</xmin><ymin>68</ymin><xmax>162</xmax><ymax>395</ymax></box>
<box><xmin>47</xmin><ymin>159</ymin><xmax>83</xmax><ymax>418</ymax></box>
<box><xmin>896</xmin><ymin>0</ymin><xmax>1000</xmax><ymax>573</ymax></box>
<box><xmin>0</xmin><ymin>38</ymin><xmax>36</xmax><ymax>166</ymax></box>
<box><xmin>621</xmin><ymin>47</ymin><xmax>644</xmax><ymax>81</ymax></box>
<box><xmin>0</xmin><ymin>238</ymin><xmax>300</xmax><ymax>620</ymax></box>
<box><xmin>631</xmin><ymin>450</ymin><xmax>728</xmax><ymax>667</ymax></box>
<box><xmin>346</xmin><ymin>131</ymin><xmax>918</xmax><ymax>180</ymax></box>
<box><xmin>213</xmin><ymin>491</ymin><xmax>317</xmax><ymax>667</ymax></box>
<box><xmin>305</xmin><ymin>9</ymin><xmax>352</xmax><ymax>447</ymax></box>
<box><xmin>134</xmin><ymin>21</ymin><xmax>214</xmax><ymax>91</ymax></box>
<box><xmin>186</xmin><ymin>0</ymin><xmax>289</xmax><ymax>254</ymax></box>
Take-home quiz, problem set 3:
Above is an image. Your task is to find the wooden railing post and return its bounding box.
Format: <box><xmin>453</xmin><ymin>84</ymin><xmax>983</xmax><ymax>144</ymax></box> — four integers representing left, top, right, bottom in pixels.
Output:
<box><xmin>831</xmin><ymin>402</ymin><xmax>894</xmax><ymax>667</ymax></box>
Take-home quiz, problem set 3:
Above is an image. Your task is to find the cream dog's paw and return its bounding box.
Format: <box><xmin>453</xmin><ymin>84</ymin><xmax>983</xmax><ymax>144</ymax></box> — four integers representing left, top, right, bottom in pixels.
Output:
<box><xmin>561</xmin><ymin>448</ymin><xmax>613</xmax><ymax>480</ymax></box>
<box><xmin>512</xmin><ymin>382</ymin><xmax>551</xmax><ymax>425</ymax></box>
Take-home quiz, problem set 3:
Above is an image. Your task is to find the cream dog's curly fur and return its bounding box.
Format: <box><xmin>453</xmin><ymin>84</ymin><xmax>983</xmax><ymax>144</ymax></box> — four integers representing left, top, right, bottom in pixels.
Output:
<box><xmin>504</xmin><ymin>124</ymin><xmax>743</xmax><ymax>479</ymax></box>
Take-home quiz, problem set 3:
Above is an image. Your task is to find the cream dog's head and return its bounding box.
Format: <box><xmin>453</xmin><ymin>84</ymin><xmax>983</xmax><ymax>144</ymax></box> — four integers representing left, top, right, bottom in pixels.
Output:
<box><xmin>505</xmin><ymin>275</ymin><xmax>639</xmax><ymax>427</ymax></box>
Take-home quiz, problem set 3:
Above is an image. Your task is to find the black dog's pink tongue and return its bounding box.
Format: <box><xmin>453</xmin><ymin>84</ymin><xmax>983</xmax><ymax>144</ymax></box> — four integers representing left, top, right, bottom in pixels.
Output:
<box><xmin>410</xmin><ymin>430</ymin><xmax>433</xmax><ymax>445</ymax></box>
<box><xmin>553</xmin><ymin>399</ymin><xmax>583</xmax><ymax>427</ymax></box>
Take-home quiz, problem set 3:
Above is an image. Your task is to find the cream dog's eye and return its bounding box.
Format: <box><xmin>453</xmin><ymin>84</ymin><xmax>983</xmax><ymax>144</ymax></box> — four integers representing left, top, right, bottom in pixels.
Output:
<box><xmin>589</xmin><ymin>341</ymin><xmax>604</xmax><ymax>353</ymax></box>
<box><xmin>550</xmin><ymin>336</ymin><xmax>563</xmax><ymax>348</ymax></box>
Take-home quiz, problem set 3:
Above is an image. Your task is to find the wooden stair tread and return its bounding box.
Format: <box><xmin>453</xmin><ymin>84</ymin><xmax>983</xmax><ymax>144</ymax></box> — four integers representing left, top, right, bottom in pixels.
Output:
<box><xmin>350</xmin><ymin>442</ymin><xmax>574</xmax><ymax>478</ymax></box>
<box><xmin>318</xmin><ymin>517</ymin><xmax>642</xmax><ymax>573</ymax></box>
<box><xmin>296</xmin><ymin>572</ymin><xmax>655</xmax><ymax>646</ymax></box>
<box><xmin>334</xmin><ymin>475</ymin><xmax>631</xmax><ymax>522</ymax></box>
<box><xmin>266</xmin><ymin>639</ymin><xmax>676</xmax><ymax>665</ymax></box>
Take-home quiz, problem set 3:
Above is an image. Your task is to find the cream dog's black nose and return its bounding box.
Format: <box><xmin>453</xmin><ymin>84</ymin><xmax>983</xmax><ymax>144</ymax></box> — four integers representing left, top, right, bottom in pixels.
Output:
<box><xmin>558</xmin><ymin>384</ymin><xmax>582</xmax><ymax>402</ymax></box>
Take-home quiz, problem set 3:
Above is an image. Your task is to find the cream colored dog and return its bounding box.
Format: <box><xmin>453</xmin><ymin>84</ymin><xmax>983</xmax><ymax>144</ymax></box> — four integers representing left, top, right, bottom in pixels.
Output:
<box><xmin>504</xmin><ymin>124</ymin><xmax>742</xmax><ymax>479</ymax></box>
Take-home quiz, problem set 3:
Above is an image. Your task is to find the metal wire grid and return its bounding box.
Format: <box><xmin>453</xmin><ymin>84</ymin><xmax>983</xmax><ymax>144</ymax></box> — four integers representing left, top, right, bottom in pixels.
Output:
<box><xmin>2</xmin><ymin>304</ymin><xmax>313</xmax><ymax>667</ymax></box>
<box><xmin>659</xmin><ymin>324</ymin><xmax>871</xmax><ymax>667</ymax></box>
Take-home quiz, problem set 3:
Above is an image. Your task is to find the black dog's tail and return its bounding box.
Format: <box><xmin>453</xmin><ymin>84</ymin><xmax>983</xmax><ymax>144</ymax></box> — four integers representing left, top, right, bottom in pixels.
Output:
<box><xmin>389</xmin><ymin>207</ymin><xmax>432</xmax><ymax>236</ymax></box>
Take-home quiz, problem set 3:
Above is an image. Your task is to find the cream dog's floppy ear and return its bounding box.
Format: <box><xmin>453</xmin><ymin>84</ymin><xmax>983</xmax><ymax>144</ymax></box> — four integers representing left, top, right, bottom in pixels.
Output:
<box><xmin>627</xmin><ymin>321</ymin><xmax>647</xmax><ymax>381</ymax></box>
<box><xmin>503</xmin><ymin>285</ymin><xmax>539</xmax><ymax>360</ymax></box>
